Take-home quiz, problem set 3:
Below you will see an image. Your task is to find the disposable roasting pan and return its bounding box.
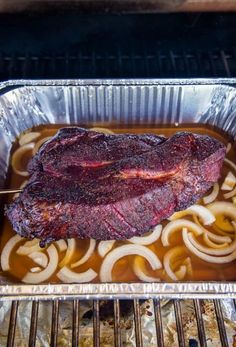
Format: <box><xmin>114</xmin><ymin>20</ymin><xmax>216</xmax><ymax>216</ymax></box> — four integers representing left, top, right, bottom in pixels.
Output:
<box><xmin>0</xmin><ymin>78</ymin><xmax>235</xmax><ymax>301</ymax></box>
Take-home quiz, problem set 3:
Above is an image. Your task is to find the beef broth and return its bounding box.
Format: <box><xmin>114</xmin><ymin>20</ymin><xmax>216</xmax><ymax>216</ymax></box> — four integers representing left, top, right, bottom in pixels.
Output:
<box><xmin>0</xmin><ymin>124</ymin><xmax>235</xmax><ymax>283</ymax></box>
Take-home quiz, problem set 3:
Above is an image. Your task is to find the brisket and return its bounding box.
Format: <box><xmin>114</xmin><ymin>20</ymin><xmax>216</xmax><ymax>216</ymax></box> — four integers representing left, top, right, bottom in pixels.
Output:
<box><xmin>6</xmin><ymin>128</ymin><xmax>226</xmax><ymax>245</ymax></box>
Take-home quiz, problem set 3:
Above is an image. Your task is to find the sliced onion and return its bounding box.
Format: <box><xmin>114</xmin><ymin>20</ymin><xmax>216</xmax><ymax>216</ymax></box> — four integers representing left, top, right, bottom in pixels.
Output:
<box><xmin>71</xmin><ymin>239</ymin><xmax>96</xmax><ymax>268</ymax></box>
<box><xmin>98</xmin><ymin>240</ymin><xmax>115</xmax><ymax>258</ymax></box>
<box><xmin>30</xmin><ymin>267</ymin><xmax>41</xmax><ymax>273</ymax></box>
<box><xmin>182</xmin><ymin>229</ymin><xmax>236</xmax><ymax>264</ymax></box>
<box><xmin>89</xmin><ymin>127</ymin><xmax>114</xmax><ymax>134</ymax></box>
<box><xmin>59</xmin><ymin>239</ymin><xmax>76</xmax><ymax>267</ymax></box>
<box><xmin>224</xmin><ymin>187</ymin><xmax>236</xmax><ymax>199</ymax></box>
<box><xmin>1</xmin><ymin>235</ymin><xmax>22</xmax><ymax>271</ymax></box>
<box><xmin>169</xmin><ymin>205</ymin><xmax>215</xmax><ymax>225</ymax></box>
<box><xmin>224</xmin><ymin>158</ymin><xmax>236</xmax><ymax>172</ymax></box>
<box><xmin>55</xmin><ymin>240</ymin><xmax>67</xmax><ymax>252</ymax></box>
<box><xmin>22</xmin><ymin>245</ymin><xmax>58</xmax><ymax>284</ymax></box>
<box><xmin>133</xmin><ymin>257</ymin><xmax>160</xmax><ymax>282</ymax></box>
<box><xmin>203</xmin><ymin>183</ymin><xmax>219</xmax><ymax>205</ymax></box>
<box><xmin>11</xmin><ymin>142</ymin><xmax>34</xmax><ymax>176</ymax></box>
<box><xmin>174</xmin><ymin>265</ymin><xmax>187</xmax><ymax>280</ymax></box>
<box><xmin>128</xmin><ymin>225</ymin><xmax>162</xmax><ymax>245</ymax></box>
<box><xmin>163</xmin><ymin>246</ymin><xmax>188</xmax><ymax>281</ymax></box>
<box><xmin>226</xmin><ymin>143</ymin><xmax>232</xmax><ymax>154</ymax></box>
<box><xmin>183</xmin><ymin>257</ymin><xmax>193</xmax><ymax>277</ymax></box>
<box><xmin>16</xmin><ymin>242</ymin><xmax>43</xmax><ymax>255</ymax></box>
<box><xmin>100</xmin><ymin>244</ymin><xmax>162</xmax><ymax>282</ymax></box>
<box><xmin>33</xmin><ymin>136</ymin><xmax>52</xmax><ymax>155</ymax></box>
<box><xmin>22</xmin><ymin>239</ymin><xmax>39</xmax><ymax>247</ymax></box>
<box><xmin>57</xmin><ymin>267</ymin><xmax>97</xmax><ymax>283</ymax></box>
<box><xmin>192</xmin><ymin>215</ymin><xmax>232</xmax><ymax>243</ymax></box>
<box><xmin>187</xmin><ymin>232</ymin><xmax>236</xmax><ymax>256</ymax></box>
<box><xmin>19</xmin><ymin>132</ymin><xmax>40</xmax><ymax>146</ymax></box>
<box><xmin>161</xmin><ymin>219</ymin><xmax>203</xmax><ymax>247</ymax></box>
<box><xmin>221</xmin><ymin>171</ymin><xmax>236</xmax><ymax>191</ymax></box>
<box><xmin>203</xmin><ymin>233</ymin><xmax>229</xmax><ymax>249</ymax></box>
<box><xmin>208</xmin><ymin>202</ymin><xmax>236</xmax><ymax>232</ymax></box>
<box><xmin>28</xmin><ymin>252</ymin><xmax>48</xmax><ymax>268</ymax></box>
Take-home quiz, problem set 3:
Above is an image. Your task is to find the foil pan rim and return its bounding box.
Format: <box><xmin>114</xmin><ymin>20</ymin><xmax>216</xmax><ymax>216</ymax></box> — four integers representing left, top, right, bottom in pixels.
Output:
<box><xmin>0</xmin><ymin>78</ymin><xmax>236</xmax><ymax>299</ymax></box>
<box><xmin>0</xmin><ymin>77</ymin><xmax>236</xmax><ymax>90</ymax></box>
<box><xmin>0</xmin><ymin>282</ymin><xmax>236</xmax><ymax>300</ymax></box>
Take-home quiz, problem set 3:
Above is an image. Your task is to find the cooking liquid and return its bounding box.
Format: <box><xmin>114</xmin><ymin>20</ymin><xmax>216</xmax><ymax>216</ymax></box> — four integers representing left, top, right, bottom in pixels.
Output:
<box><xmin>0</xmin><ymin>124</ymin><xmax>235</xmax><ymax>283</ymax></box>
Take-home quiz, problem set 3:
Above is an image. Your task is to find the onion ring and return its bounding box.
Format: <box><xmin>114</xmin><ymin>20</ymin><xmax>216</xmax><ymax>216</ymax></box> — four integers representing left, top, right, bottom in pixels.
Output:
<box><xmin>221</xmin><ymin>171</ymin><xmax>236</xmax><ymax>191</ymax></box>
<box><xmin>19</xmin><ymin>132</ymin><xmax>40</xmax><ymax>146</ymax></box>
<box><xmin>226</xmin><ymin>143</ymin><xmax>232</xmax><ymax>154</ymax></box>
<box><xmin>224</xmin><ymin>158</ymin><xmax>236</xmax><ymax>172</ymax></box>
<box><xmin>182</xmin><ymin>229</ymin><xmax>236</xmax><ymax>264</ymax></box>
<box><xmin>100</xmin><ymin>244</ymin><xmax>162</xmax><ymax>282</ymax></box>
<box><xmin>203</xmin><ymin>233</ymin><xmax>229</xmax><ymax>249</ymax></box>
<box><xmin>55</xmin><ymin>240</ymin><xmax>67</xmax><ymax>252</ymax></box>
<box><xmin>186</xmin><ymin>232</ymin><xmax>236</xmax><ymax>256</ymax></box>
<box><xmin>33</xmin><ymin>136</ymin><xmax>52</xmax><ymax>155</ymax></box>
<box><xmin>224</xmin><ymin>187</ymin><xmax>236</xmax><ymax>200</ymax></box>
<box><xmin>28</xmin><ymin>252</ymin><xmax>48</xmax><ymax>268</ymax></box>
<box><xmin>163</xmin><ymin>246</ymin><xmax>189</xmax><ymax>281</ymax></box>
<box><xmin>161</xmin><ymin>219</ymin><xmax>203</xmax><ymax>247</ymax></box>
<box><xmin>71</xmin><ymin>239</ymin><xmax>96</xmax><ymax>268</ymax></box>
<box><xmin>129</xmin><ymin>225</ymin><xmax>162</xmax><ymax>245</ymax></box>
<box><xmin>1</xmin><ymin>235</ymin><xmax>22</xmax><ymax>271</ymax></box>
<box><xmin>203</xmin><ymin>183</ymin><xmax>219</xmax><ymax>205</ymax></box>
<box><xmin>59</xmin><ymin>239</ymin><xmax>76</xmax><ymax>267</ymax></box>
<box><xmin>98</xmin><ymin>240</ymin><xmax>115</xmax><ymax>258</ymax></box>
<box><xmin>192</xmin><ymin>215</ymin><xmax>232</xmax><ymax>243</ymax></box>
<box><xmin>22</xmin><ymin>245</ymin><xmax>58</xmax><ymax>284</ymax></box>
<box><xmin>11</xmin><ymin>142</ymin><xmax>34</xmax><ymax>176</ymax></box>
<box><xmin>133</xmin><ymin>257</ymin><xmax>160</xmax><ymax>282</ymax></box>
<box><xmin>208</xmin><ymin>202</ymin><xmax>236</xmax><ymax>232</ymax></box>
<box><xmin>89</xmin><ymin>127</ymin><xmax>114</xmax><ymax>134</ymax></box>
<box><xmin>169</xmin><ymin>205</ymin><xmax>215</xmax><ymax>225</ymax></box>
<box><xmin>57</xmin><ymin>267</ymin><xmax>97</xmax><ymax>283</ymax></box>
<box><xmin>16</xmin><ymin>241</ymin><xmax>43</xmax><ymax>256</ymax></box>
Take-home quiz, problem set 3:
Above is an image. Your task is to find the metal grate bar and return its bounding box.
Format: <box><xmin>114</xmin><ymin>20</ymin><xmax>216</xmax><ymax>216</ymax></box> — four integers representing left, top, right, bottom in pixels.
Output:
<box><xmin>72</xmin><ymin>299</ymin><xmax>80</xmax><ymax>347</ymax></box>
<box><xmin>220</xmin><ymin>50</ymin><xmax>231</xmax><ymax>78</ymax></box>
<box><xmin>213</xmin><ymin>300</ymin><xmax>229</xmax><ymax>347</ymax></box>
<box><xmin>28</xmin><ymin>300</ymin><xmax>39</xmax><ymax>347</ymax></box>
<box><xmin>133</xmin><ymin>299</ymin><xmax>143</xmax><ymax>347</ymax></box>
<box><xmin>169</xmin><ymin>51</ymin><xmax>177</xmax><ymax>77</ymax></box>
<box><xmin>193</xmin><ymin>299</ymin><xmax>207</xmax><ymax>347</ymax></box>
<box><xmin>50</xmin><ymin>300</ymin><xmax>59</xmax><ymax>347</ymax></box>
<box><xmin>153</xmin><ymin>299</ymin><xmax>165</xmax><ymax>347</ymax></box>
<box><xmin>234</xmin><ymin>299</ymin><xmax>236</xmax><ymax>311</ymax></box>
<box><xmin>114</xmin><ymin>299</ymin><xmax>121</xmax><ymax>347</ymax></box>
<box><xmin>7</xmin><ymin>300</ymin><xmax>19</xmax><ymax>347</ymax></box>
<box><xmin>93</xmin><ymin>300</ymin><xmax>100</xmax><ymax>347</ymax></box>
<box><xmin>173</xmin><ymin>300</ymin><xmax>186</xmax><ymax>347</ymax></box>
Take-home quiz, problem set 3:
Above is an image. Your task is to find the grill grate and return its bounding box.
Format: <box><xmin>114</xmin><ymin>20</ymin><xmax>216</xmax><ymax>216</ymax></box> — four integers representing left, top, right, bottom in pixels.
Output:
<box><xmin>0</xmin><ymin>48</ymin><xmax>235</xmax><ymax>80</ymax></box>
<box><xmin>2</xmin><ymin>298</ymin><xmax>235</xmax><ymax>346</ymax></box>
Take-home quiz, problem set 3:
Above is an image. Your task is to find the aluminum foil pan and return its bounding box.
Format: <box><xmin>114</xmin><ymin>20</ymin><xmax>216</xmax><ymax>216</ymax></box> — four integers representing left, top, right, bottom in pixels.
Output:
<box><xmin>0</xmin><ymin>78</ymin><xmax>236</xmax><ymax>300</ymax></box>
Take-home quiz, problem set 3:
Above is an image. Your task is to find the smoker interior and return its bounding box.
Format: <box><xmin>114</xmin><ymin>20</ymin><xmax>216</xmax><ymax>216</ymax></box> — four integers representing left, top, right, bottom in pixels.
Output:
<box><xmin>4</xmin><ymin>298</ymin><xmax>236</xmax><ymax>346</ymax></box>
<box><xmin>1</xmin><ymin>11</ymin><xmax>236</xmax><ymax>347</ymax></box>
<box><xmin>0</xmin><ymin>13</ymin><xmax>236</xmax><ymax>80</ymax></box>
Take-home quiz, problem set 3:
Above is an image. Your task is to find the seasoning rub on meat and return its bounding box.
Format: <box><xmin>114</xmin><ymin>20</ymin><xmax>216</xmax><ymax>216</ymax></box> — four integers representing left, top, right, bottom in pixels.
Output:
<box><xmin>6</xmin><ymin>127</ymin><xmax>226</xmax><ymax>245</ymax></box>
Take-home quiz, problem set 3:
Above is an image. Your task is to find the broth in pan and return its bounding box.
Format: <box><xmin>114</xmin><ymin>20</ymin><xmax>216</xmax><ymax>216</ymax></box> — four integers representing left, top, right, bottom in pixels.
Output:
<box><xmin>0</xmin><ymin>124</ymin><xmax>236</xmax><ymax>284</ymax></box>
